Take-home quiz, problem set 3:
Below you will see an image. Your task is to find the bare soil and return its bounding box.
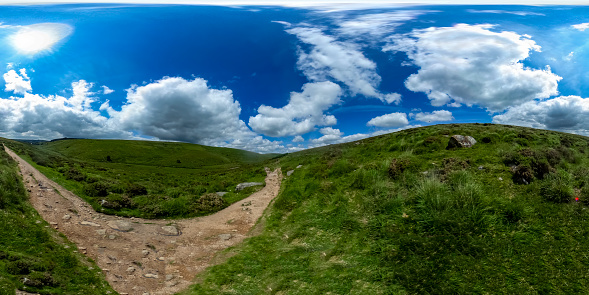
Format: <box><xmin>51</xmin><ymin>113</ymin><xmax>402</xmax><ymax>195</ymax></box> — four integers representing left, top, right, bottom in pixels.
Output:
<box><xmin>5</xmin><ymin>146</ymin><xmax>282</xmax><ymax>295</ymax></box>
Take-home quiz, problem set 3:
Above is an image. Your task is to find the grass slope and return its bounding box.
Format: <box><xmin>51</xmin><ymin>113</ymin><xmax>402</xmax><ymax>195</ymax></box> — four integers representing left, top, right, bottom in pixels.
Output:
<box><xmin>0</xmin><ymin>138</ymin><xmax>273</xmax><ymax>219</ymax></box>
<box><xmin>0</xmin><ymin>146</ymin><xmax>115</xmax><ymax>294</ymax></box>
<box><xmin>186</xmin><ymin>124</ymin><xmax>589</xmax><ymax>294</ymax></box>
<box><xmin>41</xmin><ymin>139</ymin><xmax>276</xmax><ymax>167</ymax></box>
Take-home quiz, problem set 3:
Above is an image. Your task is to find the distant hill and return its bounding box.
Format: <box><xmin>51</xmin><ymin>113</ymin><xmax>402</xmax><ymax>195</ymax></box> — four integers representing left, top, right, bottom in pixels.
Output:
<box><xmin>36</xmin><ymin>139</ymin><xmax>277</xmax><ymax>168</ymax></box>
<box><xmin>0</xmin><ymin>138</ymin><xmax>276</xmax><ymax>219</ymax></box>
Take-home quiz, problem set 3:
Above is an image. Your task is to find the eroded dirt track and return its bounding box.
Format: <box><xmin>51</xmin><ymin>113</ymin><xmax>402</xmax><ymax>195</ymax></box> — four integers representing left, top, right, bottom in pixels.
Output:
<box><xmin>5</xmin><ymin>146</ymin><xmax>282</xmax><ymax>295</ymax></box>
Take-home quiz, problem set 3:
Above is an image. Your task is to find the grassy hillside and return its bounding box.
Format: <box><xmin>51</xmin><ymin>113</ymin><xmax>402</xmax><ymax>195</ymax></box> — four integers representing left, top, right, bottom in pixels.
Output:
<box><xmin>0</xmin><ymin>146</ymin><xmax>115</xmax><ymax>294</ymax></box>
<box><xmin>41</xmin><ymin>139</ymin><xmax>276</xmax><ymax>167</ymax></box>
<box><xmin>186</xmin><ymin>124</ymin><xmax>589</xmax><ymax>294</ymax></box>
<box><xmin>0</xmin><ymin>138</ymin><xmax>274</xmax><ymax>219</ymax></box>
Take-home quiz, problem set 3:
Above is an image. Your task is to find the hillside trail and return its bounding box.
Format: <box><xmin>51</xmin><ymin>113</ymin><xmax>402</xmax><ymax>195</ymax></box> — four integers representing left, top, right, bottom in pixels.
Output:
<box><xmin>4</xmin><ymin>146</ymin><xmax>282</xmax><ymax>295</ymax></box>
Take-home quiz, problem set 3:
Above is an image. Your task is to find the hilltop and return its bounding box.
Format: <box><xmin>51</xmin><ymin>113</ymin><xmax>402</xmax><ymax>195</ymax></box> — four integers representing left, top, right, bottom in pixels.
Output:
<box><xmin>186</xmin><ymin>123</ymin><xmax>589</xmax><ymax>294</ymax></box>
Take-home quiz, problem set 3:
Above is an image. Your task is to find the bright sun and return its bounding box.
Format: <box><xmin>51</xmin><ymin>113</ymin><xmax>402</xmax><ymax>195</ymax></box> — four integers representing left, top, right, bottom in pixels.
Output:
<box><xmin>10</xmin><ymin>23</ymin><xmax>73</xmax><ymax>55</ymax></box>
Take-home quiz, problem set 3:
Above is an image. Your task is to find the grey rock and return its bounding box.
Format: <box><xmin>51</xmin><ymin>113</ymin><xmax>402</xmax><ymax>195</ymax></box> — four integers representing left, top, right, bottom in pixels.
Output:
<box><xmin>62</xmin><ymin>214</ymin><xmax>72</xmax><ymax>221</ymax></box>
<box><xmin>287</xmin><ymin>170</ymin><xmax>294</xmax><ymax>176</ymax></box>
<box><xmin>447</xmin><ymin>135</ymin><xmax>477</xmax><ymax>149</ymax></box>
<box><xmin>216</xmin><ymin>192</ymin><xmax>228</xmax><ymax>197</ymax></box>
<box><xmin>235</xmin><ymin>182</ymin><xmax>264</xmax><ymax>191</ymax></box>
<box><xmin>296</xmin><ymin>165</ymin><xmax>303</xmax><ymax>169</ymax></box>
<box><xmin>107</xmin><ymin>220</ymin><xmax>134</xmax><ymax>232</ymax></box>
<box><xmin>160</xmin><ymin>225</ymin><xmax>180</xmax><ymax>236</ymax></box>
<box><xmin>218</xmin><ymin>233</ymin><xmax>232</xmax><ymax>241</ymax></box>
<box><xmin>144</xmin><ymin>273</ymin><xmax>158</xmax><ymax>279</ymax></box>
<box><xmin>80</xmin><ymin>221</ymin><xmax>101</xmax><ymax>227</ymax></box>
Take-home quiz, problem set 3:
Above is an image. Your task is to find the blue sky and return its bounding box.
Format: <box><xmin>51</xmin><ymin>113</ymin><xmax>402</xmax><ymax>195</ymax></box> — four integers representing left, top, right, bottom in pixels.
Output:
<box><xmin>1</xmin><ymin>3</ymin><xmax>589</xmax><ymax>153</ymax></box>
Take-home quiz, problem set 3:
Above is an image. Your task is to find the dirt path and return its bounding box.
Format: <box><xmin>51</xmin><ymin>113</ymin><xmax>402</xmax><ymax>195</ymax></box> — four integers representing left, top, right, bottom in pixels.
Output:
<box><xmin>5</xmin><ymin>146</ymin><xmax>282</xmax><ymax>295</ymax></box>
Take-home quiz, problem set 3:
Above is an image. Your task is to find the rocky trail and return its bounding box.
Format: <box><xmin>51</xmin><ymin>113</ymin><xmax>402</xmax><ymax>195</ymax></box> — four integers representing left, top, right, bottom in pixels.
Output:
<box><xmin>5</xmin><ymin>146</ymin><xmax>282</xmax><ymax>295</ymax></box>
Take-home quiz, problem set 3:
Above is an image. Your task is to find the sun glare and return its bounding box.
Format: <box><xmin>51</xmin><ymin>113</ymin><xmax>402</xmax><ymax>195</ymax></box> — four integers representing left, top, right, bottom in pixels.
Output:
<box><xmin>10</xmin><ymin>23</ymin><xmax>73</xmax><ymax>55</ymax></box>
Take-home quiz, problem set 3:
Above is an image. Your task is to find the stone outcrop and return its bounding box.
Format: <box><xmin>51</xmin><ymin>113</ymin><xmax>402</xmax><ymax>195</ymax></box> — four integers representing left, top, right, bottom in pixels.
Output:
<box><xmin>235</xmin><ymin>182</ymin><xmax>264</xmax><ymax>191</ymax></box>
<box><xmin>447</xmin><ymin>135</ymin><xmax>477</xmax><ymax>149</ymax></box>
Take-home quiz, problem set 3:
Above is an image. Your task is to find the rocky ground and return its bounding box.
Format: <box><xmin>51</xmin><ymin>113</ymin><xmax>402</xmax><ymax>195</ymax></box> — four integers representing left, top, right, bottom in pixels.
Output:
<box><xmin>5</xmin><ymin>146</ymin><xmax>282</xmax><ymax>295</ymax></box>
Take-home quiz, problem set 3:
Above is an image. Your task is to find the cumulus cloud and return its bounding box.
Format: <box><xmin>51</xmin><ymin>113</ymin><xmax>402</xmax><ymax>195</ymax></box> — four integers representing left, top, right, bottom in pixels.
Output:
<box><xmin>292</xmin><ymin>135</ymin><xmax>304</xmax><ymax>142</ymax></box>
<box><xmin>386</xmin><ymin>24</ymin><xmax>562</xmax><ymax>111</ymax></box>
<box><xmin>0</xmin><ymin>85</ymin><xmax>129</xmax><ymax>140</ymax></box>
<box><xmin>309</xmin><ymin>124</ymin><xmax>421</xmax><ymax>148</ymax></box>
<box><xmin>0</xmin><ymin>71</ymin><xmax>286</xmax><ymax>153</ymax></box>
<box><xmin>572</xmin><ymin>23</ymin><xmax>589</xmax><ymax>31</ymax></box>
<box><xmin>109</xmin><ymin>76</ymin><xmax>255</xmax><ymax>146</ymax></box>
<box><xmin>3</xmin><ymin>68</ymin><xmax>32</xmax><ymax>95</ymax></box>
<box><xmin>414</xmin><ymin>110</ymin><xmax>454</xmax><ymax>122</ymax></box>
<box><xmin>287</xmin><ymin>26</ymin><xmax>400</xmax><ymax>103</ymax></box>
<box><xmin>367</xmin><ymin>112</ymin><xmax>408</xmax><ymax>127</ymax></box>
<box><xmin>492</xmin><ymin>96</ymin><xmax>589</xmax><ymax>135</ymax></box>
<box><xmin>248</xmin><ymin>81</ymin><xmax>342</xmax><ymax>137</ymax></box>
<box><xmin>102</xmin><ymin>85</ymin><xmax>114</xmax><ymax>94</ymax></box>
<box><xmin>68</xmin><ymin>80</ymin><xmax>95</xmax><ymax>110</ymax></box>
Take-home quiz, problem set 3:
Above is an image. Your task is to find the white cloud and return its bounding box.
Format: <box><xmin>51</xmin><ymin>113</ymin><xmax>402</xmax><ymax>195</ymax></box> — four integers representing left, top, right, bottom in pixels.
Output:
<box><xmin>292</xmin><ymin>135</ymin><xmax>304</xmax><ymax>142</ymax></box>
<box><xmin>248</xmin><ymin>81</ymin><xmax>342</xmax><ymax>137</ymax></box>
<box><xmin>414</xmin><ymin>110</ymin><xmax>454</xmax><ymax>122</ymax></box>
<box><xmin>572</xmin><ymin>23</ymin><xmax>589</xmax><ymax>32</ymax></box>
<box><xmin>287</xmin><ymin>26</ymin><xmax>399</xmax><ymax>103</ymax></box>
<box><xmin>335</xmin><ymin>11</ymin><xmax>426</xmax><ymax>37</ymax></box>
<box><xmin>68</xmin><ymin>80</ymin><xmax>95</xmax><ymax>111</ymax></box>
<box><xmin>3</xmin><ymin>68</ymin><xmax>32</xmax><ymax>95</ymax></box>
<box><xmin>271</xmin><ymin>20</ymin><xmax>292</xmax><ymax>27</ymax></box>
<box><xmin>0</xmin><ymin>71</ymin><xmax>288</xmax><ymax>153</ymax></box>
<box><xmin>310</xmin><ymin>127</ymin><xmax>344</xmax><ymax>145</ymax></box>
<box><xmin>109</xmin><ymin>76</ymin><xmax>253</xmax><ymax>145</ymax></box>
<box><xmin>467</xmin><ymin>9</ymin><xmax>545</xmax><ymax>16</ymax></box>
<box><xmin>309</xmin><ymin>124</ymin><xmax>421</xmax><ymax>148</ymax></box>
<box><xmin>492</xmin><ymin>96</ymin><xmax>589</xmax><ymax>135</ymax></box>
<box><xmin>367</xmin><ymin>112</ymin><xmax>408</xmax><ymax>127</ymax></box>
<box><xmin>0</xmin><ymin>91</ymin><xmax>130</xmax><ymax>141</ymax></box>
<box><xmin>386</xmin><ymin>24</ymin><xmax>562</xmax><ymax>111</ymax></box>
<box><xmin>102</xmin><ymin>85</ymin><xmax>114</xmax><ymax>94</ymax></box>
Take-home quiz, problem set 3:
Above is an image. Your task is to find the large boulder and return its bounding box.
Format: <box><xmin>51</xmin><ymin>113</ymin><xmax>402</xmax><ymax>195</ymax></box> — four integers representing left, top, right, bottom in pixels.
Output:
<box><xmin>447</xmin><ymin>135</ymin><xmax>477</xmax><ymax>149</ymax></box>
<box><xmin>235</xmin><ymin>182</ymin><xmax>264</xmax><ymax>191</ymax></box>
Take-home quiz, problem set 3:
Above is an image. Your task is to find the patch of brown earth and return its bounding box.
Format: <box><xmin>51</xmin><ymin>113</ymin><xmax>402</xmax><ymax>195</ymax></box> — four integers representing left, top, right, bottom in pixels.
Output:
<box><xmin>5</xmin><ymin>146</ymin><xmax>282</xmax><ymax>295</ymax></box>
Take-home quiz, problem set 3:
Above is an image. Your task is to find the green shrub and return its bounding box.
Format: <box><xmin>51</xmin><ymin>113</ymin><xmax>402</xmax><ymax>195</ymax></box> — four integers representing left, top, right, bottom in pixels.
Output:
<box><xmin>83</xmin><ymin>181</ymin><xmax>110</xmax><ymax>197</ymax></box>
<box><xmin>126</xmin><ymin>183</ymin><xmax>148</xmax><ymax>197</ymax></box>
<box><xmin>64</xmin><ymin>167</ymin><xmax>85</xmax><ymax>182</ymax></box>
<box><xmin>194</xmin><ymin>193</ymin><xmax>227</xmax><ymax>213</ymax></box>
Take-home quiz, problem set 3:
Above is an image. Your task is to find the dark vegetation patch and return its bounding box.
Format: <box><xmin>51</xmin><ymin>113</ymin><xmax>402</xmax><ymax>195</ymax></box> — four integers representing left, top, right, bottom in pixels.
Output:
<box><xmin>184</xmin><ymin>124</ymin><xmax>589</xmax><ymax>295</ymax></box>
<box><xmin>0</xmin><ymin>147</ymin><xmax>115</xmax><ymax>294</ymax></box>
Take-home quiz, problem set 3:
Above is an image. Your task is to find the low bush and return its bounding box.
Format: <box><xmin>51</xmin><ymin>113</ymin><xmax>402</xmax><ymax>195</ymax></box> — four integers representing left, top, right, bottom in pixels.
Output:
<box><xmin>194</xmin><ymin>193</ymin><xmax>227</xmax><ymax>213</ymax></box>
<box><xmin>388</xmin><ymin>158</ymin><xmax>411</xmax><ymax>179</ymax></box>
<box><xmin>83</xmin><ymin>181</ymin><xmax>111</xmax><ymax>197</ymax></box>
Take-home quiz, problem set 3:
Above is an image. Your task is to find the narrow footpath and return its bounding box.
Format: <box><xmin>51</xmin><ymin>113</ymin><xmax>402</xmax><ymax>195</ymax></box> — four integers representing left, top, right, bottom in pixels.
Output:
<box><xmin>5</xmin><ymin>146</ymin><xmax>282</xmax><ymax>295</ymax></box>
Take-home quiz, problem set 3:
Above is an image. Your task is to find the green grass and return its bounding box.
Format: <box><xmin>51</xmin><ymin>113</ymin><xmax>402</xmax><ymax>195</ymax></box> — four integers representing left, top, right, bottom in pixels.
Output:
<box><xmin>183</xmin><ymin>123</ymin><xmax>589</xmax><ymax>294</ymax></box>
<box><xmin>0</xmin><ymin>145</ymin><xmax>115</xmax><ymax>295</ymax></box>
<box><xmin>0</xmin><ymin>138</ymin><xmax>275</xmax><ymax>219</ymax></box>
